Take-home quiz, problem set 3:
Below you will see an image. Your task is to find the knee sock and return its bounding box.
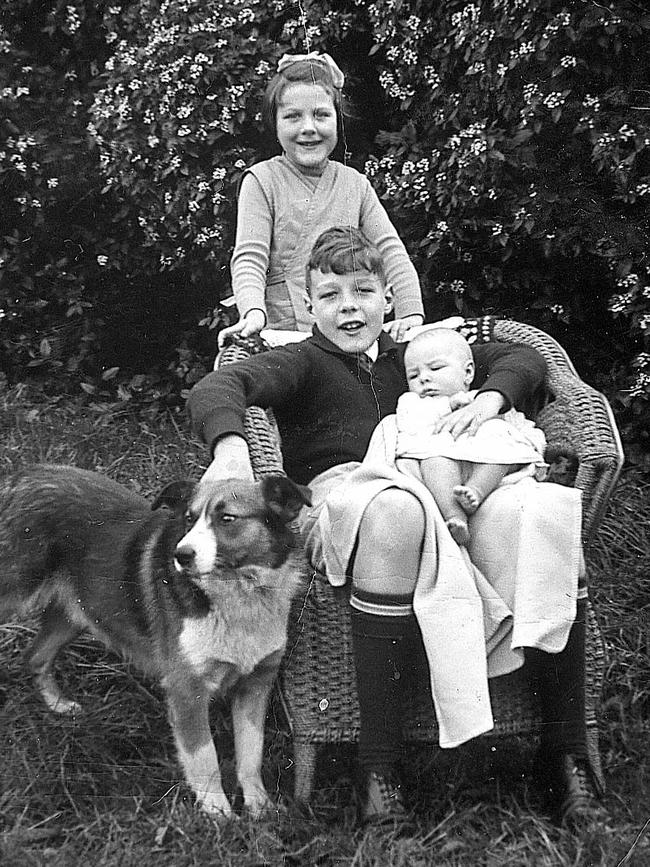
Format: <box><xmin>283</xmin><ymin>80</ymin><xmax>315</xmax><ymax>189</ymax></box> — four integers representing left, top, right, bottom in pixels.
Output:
<box><xmin>525</xmin><ymin>596</ymin><xmax>588</xmax><ymax>759</ymax></box>
<box><xmin>350</xmin><ymin>590</ymin><xmax>419</xmax><ymax>777</ymax></box>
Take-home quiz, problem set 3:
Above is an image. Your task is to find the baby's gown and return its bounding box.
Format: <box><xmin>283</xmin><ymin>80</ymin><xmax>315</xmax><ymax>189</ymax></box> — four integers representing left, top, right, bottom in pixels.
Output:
<box><xmin>395</xmin><ymin>392</ymin><xmax>546</xmax><ymax>465</ymax></box>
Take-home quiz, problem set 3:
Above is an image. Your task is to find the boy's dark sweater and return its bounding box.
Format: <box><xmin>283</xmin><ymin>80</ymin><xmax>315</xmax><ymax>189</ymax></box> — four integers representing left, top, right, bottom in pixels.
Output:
<box><xmin>189</xmin><ymin>329</ymin><xmax>547</xmax><ymax>487</ymax></box>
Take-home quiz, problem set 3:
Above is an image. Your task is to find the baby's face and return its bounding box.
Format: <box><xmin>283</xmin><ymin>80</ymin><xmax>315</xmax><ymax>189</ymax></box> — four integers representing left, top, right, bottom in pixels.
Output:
<box><xmin>404</xmin><ymin>338</ymin><xmax>474</xmax><ymax>398</ymax></box>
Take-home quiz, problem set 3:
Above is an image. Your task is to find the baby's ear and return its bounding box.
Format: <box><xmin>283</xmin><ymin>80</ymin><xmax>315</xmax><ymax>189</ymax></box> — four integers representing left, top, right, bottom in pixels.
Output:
<box><xmin>464</xmin><ymin>359</ymin><xmax>475</xmax><ymax>386</ymax></box>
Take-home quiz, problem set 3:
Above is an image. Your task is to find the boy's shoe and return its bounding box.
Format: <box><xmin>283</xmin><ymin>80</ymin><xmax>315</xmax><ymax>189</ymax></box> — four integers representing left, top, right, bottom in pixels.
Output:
<box><xmin>535</xmin><ymin>751</ymin><xmax>607</xmax><ymax>829</ymax></box>
<box><xmin>360</xmin><ymin>770</ymin><xmax>410</xmax><ymax>827</ymax></box>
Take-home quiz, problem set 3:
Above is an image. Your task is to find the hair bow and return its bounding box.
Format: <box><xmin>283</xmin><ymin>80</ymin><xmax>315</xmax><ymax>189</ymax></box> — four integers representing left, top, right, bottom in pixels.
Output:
<box><xmin>277</xmin><ymin>52</ymin><xmax>345</xmax><ymax>89</ymax></box>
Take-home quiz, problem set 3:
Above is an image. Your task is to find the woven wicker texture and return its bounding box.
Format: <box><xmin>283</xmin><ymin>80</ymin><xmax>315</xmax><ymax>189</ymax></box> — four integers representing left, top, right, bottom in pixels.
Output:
<box><xmin>215</xmin><ymin>323</ymin><xmax>622</xmax><ymax>800</ymax></box>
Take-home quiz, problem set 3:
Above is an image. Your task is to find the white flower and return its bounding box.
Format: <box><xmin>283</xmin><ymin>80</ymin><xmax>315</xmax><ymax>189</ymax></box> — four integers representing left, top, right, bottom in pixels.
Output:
<box><xmin>234</xmin><ymin>159</ymin><xmax>246</xmax><ymax>169</ymax></box>
<box><xmin>560</xmin><ymin>55</ymin><xmax>577</xmax><ymax>68</ymax></box>
<box><xmin>97</xmin><ymin>255</ymin><xmax>108</xmax><ymax>266</ymax></box>
<box><xmin>47</xmin><ymin>178</ymin><xmax>59</xmax><ymax>189</ymax></box>
<box><xmin>543</xmin><ymin>91</ymin><xmax>566</xmax><ymax>110</ymax></box>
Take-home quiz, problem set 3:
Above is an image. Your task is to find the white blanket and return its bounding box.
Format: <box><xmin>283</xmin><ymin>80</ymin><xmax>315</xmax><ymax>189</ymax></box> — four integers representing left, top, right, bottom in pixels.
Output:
<box><xmin>299</xmin><ymin>423</ymin><xmax>583</xmax><ymax>749</ymax></box>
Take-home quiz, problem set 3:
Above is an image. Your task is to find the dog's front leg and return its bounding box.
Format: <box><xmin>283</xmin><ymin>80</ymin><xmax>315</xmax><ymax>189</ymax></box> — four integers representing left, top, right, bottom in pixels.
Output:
<box><xmin>231</xmin><ymin>652</ymin><xmax>283</xmax><ymax>818</ymax></box>
<box><xmin>165</xmin><ymin>679</ymin><xmax>233</xmax><ymax>820</ymax></box>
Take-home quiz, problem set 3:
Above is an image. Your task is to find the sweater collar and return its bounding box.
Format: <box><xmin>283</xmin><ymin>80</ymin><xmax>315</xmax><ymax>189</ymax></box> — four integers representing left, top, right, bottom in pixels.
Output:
<box><xmin>309</xmin><ymin>326</ymin><xmax>400</xmax><ymax>360</ymax></box>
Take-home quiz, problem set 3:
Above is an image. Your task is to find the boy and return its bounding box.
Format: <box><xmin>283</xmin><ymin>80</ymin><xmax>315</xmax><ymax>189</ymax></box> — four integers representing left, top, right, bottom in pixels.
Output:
<box><xmin>188</xmin><ymin>227</ymin><xmax>602</xmax><ymax>828</ymax></box>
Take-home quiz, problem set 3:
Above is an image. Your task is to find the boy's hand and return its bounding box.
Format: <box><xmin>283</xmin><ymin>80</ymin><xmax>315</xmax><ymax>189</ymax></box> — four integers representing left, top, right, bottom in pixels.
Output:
<box><xmin>434</xmin><ymin>391</ymin><xmax>505</xmax><ymax>439</ymax></box>
<box><xmin>201</xmin><ymin>435</ymin><xmax>254</xmax><ymax>488</ymax></box>
<box><xmin>448</xmin><ymin>391</ymin><xmax>473</xmax><ymax>410</ymax></box>
<box><xmin>217</xmin><ymin>309</ymin><xmax>266</xmax><ymax>349</ymax></box>
<box><xmin>383</xmin><ymin>314</ymin><xmax>424</xmax><ymax>342</ymax></box>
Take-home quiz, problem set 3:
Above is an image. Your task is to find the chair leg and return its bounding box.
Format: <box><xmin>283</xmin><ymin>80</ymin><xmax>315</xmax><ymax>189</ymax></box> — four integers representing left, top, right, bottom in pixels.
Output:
<box><xmin>293</xmin><ymin>740</ymin><xmax>317</xmax><ymax>803</ymax></box>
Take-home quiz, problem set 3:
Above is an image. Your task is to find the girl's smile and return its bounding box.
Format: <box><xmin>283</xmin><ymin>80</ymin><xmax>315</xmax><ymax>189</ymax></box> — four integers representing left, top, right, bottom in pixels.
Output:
<box><xmin>276</xmin><ymin>83</ymin><xmax>338</xmax><ymax>176</ymax></box>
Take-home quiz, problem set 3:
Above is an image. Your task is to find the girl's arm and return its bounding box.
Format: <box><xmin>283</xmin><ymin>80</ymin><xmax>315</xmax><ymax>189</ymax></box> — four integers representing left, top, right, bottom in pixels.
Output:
<box><xmin>359</xmin><ymin>180</ymin><xmax>425</xmax><ymax>335</ymax></box>
<box><xmin>222</xmin><ymin>174</ymin><xmax>273</xmax><ymax>345</ymax></box>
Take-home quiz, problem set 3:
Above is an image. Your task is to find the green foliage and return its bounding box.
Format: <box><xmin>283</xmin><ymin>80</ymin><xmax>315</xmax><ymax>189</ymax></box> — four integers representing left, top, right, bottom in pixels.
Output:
<box><xmin>1</xmin><ymin>0</ymin><xmax>649</xmax><ymax>456</ymax></box>
<box><xmin>362</xmin><ymin>0</ymin><xmax>650</xmax><ymax>455</ymax></box>
<box><xmin>88</xmin><ymin>0</ymin><xmax>356</xmax><ymax>287</ymax></box>
<box><xmin>0</xmin><ymin>1</ymin><xmax>112</xmax><ymax>375</ymax></box>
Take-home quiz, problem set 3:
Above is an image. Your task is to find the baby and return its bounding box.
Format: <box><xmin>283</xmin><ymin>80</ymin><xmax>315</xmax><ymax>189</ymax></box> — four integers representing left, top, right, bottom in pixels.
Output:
<box><xmin>395</xmin><ymin>328</ymin><xmax>547</xmax><ymax>546</ymax></box>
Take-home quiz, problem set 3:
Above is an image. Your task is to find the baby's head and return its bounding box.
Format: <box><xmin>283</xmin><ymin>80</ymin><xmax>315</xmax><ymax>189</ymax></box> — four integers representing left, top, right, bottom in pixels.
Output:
<box><xmin>304</xmin><ymin>227</ymin><xmax>393</xmax><ymax>353</ymax></box>
<box><xmin>262</xmin><ymin>54</ymin><xmax>343</xmax><ymax>137</ymax></box>
<box><xmin>404</xmin><ymin>328</ymin><xmax>475</xmax><ymax>398</ymax></box>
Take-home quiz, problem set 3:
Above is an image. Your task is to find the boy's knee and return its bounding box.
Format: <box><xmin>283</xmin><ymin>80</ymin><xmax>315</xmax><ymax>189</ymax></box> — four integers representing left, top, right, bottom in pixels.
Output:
<box><xmin>363</xmin><ymin>488</ymin><xmax>425</xmax><ymax>541</ymax></box>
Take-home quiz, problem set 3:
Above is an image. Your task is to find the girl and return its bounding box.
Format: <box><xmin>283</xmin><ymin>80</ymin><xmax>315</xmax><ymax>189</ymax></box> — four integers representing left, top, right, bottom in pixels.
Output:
<box><xmin>218</xmin><ymin>52</ymin><xmax>425</xmax><ymax>347</ymax></box>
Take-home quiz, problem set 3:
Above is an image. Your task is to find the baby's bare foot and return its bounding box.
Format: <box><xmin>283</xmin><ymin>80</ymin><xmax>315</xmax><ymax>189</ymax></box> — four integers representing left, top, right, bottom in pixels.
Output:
<box><xmin>453</xmin><ymin>485</ymin><xmax>482</xmax><ymax>515</ymax></box>
<box><xmin>446</xmin><ymin>517</ymin><xmax>470</xmax><ymax>547</ymax></box>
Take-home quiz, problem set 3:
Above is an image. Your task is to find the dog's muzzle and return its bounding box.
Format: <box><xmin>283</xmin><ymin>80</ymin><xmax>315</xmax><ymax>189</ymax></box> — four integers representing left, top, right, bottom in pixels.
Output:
<box><xmin>174</xmin><ymin>544</ymin><xmax>195</xmax><ymax>572</ymax></box>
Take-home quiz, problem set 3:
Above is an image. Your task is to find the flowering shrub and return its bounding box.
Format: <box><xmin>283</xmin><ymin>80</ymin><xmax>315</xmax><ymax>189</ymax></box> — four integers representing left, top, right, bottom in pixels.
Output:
<box><xmin>363</xmin><ymin>0</ymin><xmax>650</xmax><ymax>456</ymax></box>
<box><xmin>1</xmin><ymin>0</ymin><xmax>649</xmax><ymax>455</ymax></box>
<box><xmin>89</xmin><ymin>0</ymin><xmax>356</xmax><ymax>289</ymax></box>
<box><xmin>0</xmin><ymin>1</ymin><xmax>114</xmax><ymax>376</ymax></box>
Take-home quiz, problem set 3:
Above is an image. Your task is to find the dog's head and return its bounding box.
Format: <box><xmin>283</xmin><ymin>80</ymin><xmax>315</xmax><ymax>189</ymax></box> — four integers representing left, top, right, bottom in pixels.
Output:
<box><xmin>153</xmin><ymin>474</ymin><xmax>311</xmax><ymax>576</ymax></box>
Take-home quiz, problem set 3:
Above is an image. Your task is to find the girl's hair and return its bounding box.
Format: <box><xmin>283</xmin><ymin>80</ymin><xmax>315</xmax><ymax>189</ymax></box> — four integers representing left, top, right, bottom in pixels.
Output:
<box><xmin>262</xmin><ymin>59</ymin><xmax>343</xmax><ymax>137</ymax></box>
<box><xmin>305</xmin><ymin>227</ymin><xmax>386</xmax><ymax>291</ymax></box>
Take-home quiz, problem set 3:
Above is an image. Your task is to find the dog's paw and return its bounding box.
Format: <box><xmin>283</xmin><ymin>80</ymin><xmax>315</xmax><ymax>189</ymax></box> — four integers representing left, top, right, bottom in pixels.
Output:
<box><xmin>198</xmin><ymin>791</ymin><xmax>236</xmax><ymax>821</ymax></box>
<box><xmin>43</xmin><ymin>694</ymin><xmax>82</xmax><ymax>715</ymax></box>
<box><xmin>242</xmin><ymin>790</ymin><xmax>275</xmax><ymax>820</ymax></box>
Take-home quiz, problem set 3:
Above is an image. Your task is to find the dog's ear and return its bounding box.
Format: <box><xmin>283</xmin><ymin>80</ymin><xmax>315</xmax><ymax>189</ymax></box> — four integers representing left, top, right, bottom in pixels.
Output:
<box><xmin>261</xmin><ymin>474</ymin><xmax>312</xmax><ymax>523</ymax></box>
<box><xmin>152</xmin><ymin>481</ymin><xmax>194</xmax><ymax>513</ymax></box>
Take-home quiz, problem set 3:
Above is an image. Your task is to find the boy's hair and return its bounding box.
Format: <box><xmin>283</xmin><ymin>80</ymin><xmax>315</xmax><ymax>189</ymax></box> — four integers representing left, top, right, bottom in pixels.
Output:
<box><xmin>305</xmin><ymin>227</ymin><xmax>387</xmax><ymax>292</ymax></box>
<box><xmin>262</xmin><ymin>59</ymin><xmax>343</xmax><ymax>136</ymax></box>
<box><xmin>404</xmin><ymin>328</ymin><xmax>473</xmax><ymax>364</ymax></box>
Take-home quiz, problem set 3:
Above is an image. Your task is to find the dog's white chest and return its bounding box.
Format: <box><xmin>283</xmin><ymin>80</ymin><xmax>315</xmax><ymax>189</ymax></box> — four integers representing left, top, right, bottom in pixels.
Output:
<box><xmin>178</xmin><ymin>608</ymin><xmax>286</xmax><ymax>682</ymax></box>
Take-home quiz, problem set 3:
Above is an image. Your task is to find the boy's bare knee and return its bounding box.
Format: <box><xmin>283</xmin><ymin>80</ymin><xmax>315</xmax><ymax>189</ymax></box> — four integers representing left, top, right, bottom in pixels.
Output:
<box><xmin>362</xmin><ymin>488</ymin><xmax>425</xmax><ymax>541</ymax></box>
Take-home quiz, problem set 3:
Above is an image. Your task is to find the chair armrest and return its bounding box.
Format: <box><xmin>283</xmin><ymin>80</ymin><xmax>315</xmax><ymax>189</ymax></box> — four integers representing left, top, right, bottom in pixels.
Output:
<box><xmin>493</xmin><ymin>320</ymin><xmax>624</xmax><ymax>543</ymax></box>
<box><xmin>214</xmin><ymin>336</ymin><xmax>284</xmax><ymax>479</ymax></box>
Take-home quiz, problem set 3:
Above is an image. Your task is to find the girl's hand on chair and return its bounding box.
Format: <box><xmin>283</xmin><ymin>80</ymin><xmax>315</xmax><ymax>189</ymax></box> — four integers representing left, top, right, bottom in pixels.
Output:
<box><xmin>434</xmin><ymin>390</ymin><xmax>505</xmax><ymax>438</ymax></box>
<box><xmin>217</xmin><ymin>309</ymin><xmax>266</xmax><ymax>349</ymax></box>
<box><xmin>383</xmin><ymin>314</ymin><xmax>424</xmax><ymax>342</ymax></box>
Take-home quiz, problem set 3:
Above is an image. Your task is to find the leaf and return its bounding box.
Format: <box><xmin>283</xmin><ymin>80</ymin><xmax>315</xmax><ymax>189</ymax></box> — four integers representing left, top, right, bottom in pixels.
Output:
<box><xmin>80</xmin><ymin>382</ymin><xmax>97</xmax><ymax>394</ymax></box>
<box><xmin>102</xmin><ymin>367</ymin><xmax>120</xmax><ymax>381</ymax></box>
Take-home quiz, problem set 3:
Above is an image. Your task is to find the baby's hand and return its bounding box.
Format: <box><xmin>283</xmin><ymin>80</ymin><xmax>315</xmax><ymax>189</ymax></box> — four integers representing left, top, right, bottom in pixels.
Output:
<box><xmin>448</xmin><ymin>391</ymin><xmax>473</xmax><ymax>410</ymax></box>
<box><xmin>383</xmin><ymin>314</ymin><xmax>424</xmax><ymax>342</ymax></box>
<box><xmin>217</xmin><ymin>309</ymin><xmax>266</xmax><ymax>349</ymax></box>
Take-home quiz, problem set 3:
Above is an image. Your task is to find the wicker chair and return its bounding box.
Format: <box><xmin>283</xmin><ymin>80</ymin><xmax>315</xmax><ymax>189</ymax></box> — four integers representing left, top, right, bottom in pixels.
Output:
<box><xmin>215</xmin><ymin>318</ymin><xmax>625</xmax><ymax>802</ymax></box>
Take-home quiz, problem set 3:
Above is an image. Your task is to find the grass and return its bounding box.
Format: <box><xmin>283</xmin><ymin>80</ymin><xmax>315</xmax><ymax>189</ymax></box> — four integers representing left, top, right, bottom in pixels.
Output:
<box><xmin>0</xmin><ymin>382</ymin><xmax>648</xmax><ymax>866</ymax></box>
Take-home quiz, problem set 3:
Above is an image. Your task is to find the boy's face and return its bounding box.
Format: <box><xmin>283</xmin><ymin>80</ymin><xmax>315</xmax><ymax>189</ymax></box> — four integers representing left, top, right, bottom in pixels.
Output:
<box><xmin>404</xmin><ymin>337</ymin><xmax>474</xmax><ymax>397</ymax></box>
<box><xmin>305</xmin><ymin>268</ymin><xmax>393</xmax><ymax>353</ymax></box>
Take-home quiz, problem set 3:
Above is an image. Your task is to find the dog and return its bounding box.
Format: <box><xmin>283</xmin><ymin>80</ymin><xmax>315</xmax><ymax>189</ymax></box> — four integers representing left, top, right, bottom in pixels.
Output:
<box><xmin>0</xmin><ymin>464</ymin><xmax>311</xmax><ymax>819</ymax></box>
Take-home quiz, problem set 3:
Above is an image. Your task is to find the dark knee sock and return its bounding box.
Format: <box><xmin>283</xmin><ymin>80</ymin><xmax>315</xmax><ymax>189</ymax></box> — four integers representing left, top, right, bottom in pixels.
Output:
<box><xmin>526</xmin><ymin>598</ymin><xmax>587</xmax><ymax>758</ymax></box>
<box><xmin>350</xmin><ymin>592</ymin><xmax>417</xmax><ymax>777</ymax></box>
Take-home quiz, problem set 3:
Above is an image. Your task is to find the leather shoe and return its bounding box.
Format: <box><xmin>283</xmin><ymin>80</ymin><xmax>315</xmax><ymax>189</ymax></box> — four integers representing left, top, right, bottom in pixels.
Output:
<box><xmin>360</xmin><ymin>770</ymin><xmax>411</xmax><ymax>828</ymax></box>
<box><xmin>535</xmin><ymin>752</ymin><xmax>606</xmax><ymax>828</ymax></box>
